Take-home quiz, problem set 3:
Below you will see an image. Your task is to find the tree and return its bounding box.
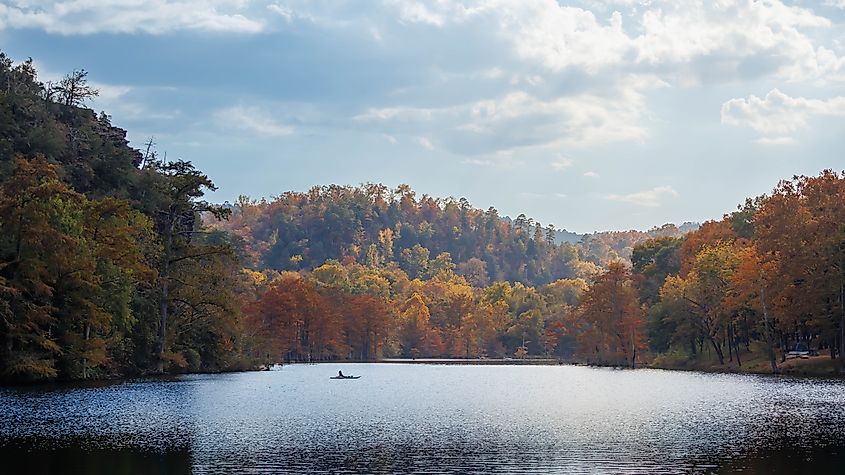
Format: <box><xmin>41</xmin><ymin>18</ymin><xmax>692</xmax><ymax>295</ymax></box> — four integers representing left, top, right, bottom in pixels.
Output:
<box><xmin>400</xmin><ymin>244</ymin><xmax>430</xmax><ymax>279</ymax></box>
<box><xmin>399</xmin><ymin>292</ymin><xmax>433</xmax><ymax>357</ymax></box>
<box><xmin>726</xmin><ymin>244</ymin><xmax>778</xmax><ymax>372</ymax></box>
<box><xmin>428</xmin><ymin>252</ymin><xmax>455</xmax><ymax>281</ymax></box>
<box><xmin>0</xmin><ymin>156</ymin><xmax>151</xmax><ymax>380</ymax></box>
<box><xmin>458</xmin><ymin>258</ymin><xmax>489</xmax><ymax>287</ymax></box>
<box><xmin>140</xmin><ymin>159</ymin><xmax>231</xmax><ymax>371</ymax></box>
<box><xmin>661</xmin><ymin>242</ymin><xmax>740</xmax><ymax>365</ymax></box>
<box><xmin>575</xmin><ymin>262</ymin><xmax>643</xmax><ymax>367</ymax></box>
<box><xmin>0</xmin><ymin>156</ymin><xmax>79</xmax><ymax>378</ymax></box>
<box><xmin>52</xmin><ymin>69</ymin><xmax>99</xmax><ymax>107</ymax></box>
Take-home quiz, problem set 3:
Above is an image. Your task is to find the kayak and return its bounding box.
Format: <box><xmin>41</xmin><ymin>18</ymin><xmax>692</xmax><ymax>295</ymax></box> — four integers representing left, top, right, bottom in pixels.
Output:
<box><xmin>330</xmin><ymin>376</ymin><xmax>360</xmax><ymax>379</ymax></box>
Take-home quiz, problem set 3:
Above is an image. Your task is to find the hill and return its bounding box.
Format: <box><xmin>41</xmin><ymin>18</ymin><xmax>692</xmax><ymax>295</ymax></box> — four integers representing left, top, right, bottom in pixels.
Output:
<box><xmin>210</xmin><ymin>187</ymin><xmax>698</xmax><ymax>287</ymax></box>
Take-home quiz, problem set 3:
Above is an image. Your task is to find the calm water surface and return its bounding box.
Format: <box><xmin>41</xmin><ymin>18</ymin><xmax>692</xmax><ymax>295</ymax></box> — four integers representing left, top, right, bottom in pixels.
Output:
<box><xmin>1</xmin><ymin>364</ymin><xmax>844</xmax><ymax>474</ymax></box>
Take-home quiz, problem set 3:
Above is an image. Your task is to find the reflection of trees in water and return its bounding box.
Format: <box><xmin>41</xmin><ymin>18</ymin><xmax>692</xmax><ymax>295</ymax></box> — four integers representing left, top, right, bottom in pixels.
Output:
<box><xmin>0</xmin><ymin>438</ymin><xmax>192</xmax><ymax>475</ymax></box>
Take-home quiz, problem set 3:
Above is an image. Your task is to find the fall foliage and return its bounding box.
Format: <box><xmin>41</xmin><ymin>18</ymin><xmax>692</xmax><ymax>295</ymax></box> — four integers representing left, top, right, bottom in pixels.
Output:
<box><xmin>1</xmin><ymin>55</ymin><xmax>843</xmax><ymax>382</ymax></box>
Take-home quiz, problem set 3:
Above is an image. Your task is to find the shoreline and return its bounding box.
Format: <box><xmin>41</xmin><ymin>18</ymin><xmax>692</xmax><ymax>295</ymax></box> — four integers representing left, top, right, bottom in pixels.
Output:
<box><xmin>4</xmin><ymin>356</ymin><xmax>843</xmax><ymax>388</ymax></box>
<box><xmin>284</xmin><ymin>356</ymin><xmax>845</xmax><ymax>378</ymax></box>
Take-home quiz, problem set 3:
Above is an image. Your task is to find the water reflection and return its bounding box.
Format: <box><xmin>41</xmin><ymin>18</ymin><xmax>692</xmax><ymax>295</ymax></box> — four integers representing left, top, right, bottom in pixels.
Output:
<box><xmin>1</xmin><ymin>364</ymin><xmax>844</xmax><ymax>474</ymax></box>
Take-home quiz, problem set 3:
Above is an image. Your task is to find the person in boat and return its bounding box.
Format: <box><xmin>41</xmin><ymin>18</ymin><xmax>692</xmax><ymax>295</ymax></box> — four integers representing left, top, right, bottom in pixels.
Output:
<box><xmin>338</xmin><ymin>370</ymin><xmax>345</xmax><ymax>378</ymax></box>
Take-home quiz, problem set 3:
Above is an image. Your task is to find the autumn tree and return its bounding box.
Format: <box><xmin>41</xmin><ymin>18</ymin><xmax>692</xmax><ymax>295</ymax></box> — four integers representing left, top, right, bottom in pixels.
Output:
<box><xmin>137</xmin><ymin>159</ymin><xmax>231</xmax><ymax>371</ymax></box>
<box><xmin>575</xmin><ymin>262</ymin><xmax>643</xmax><ymax>367</ymax></box>
<box><xmin>399</xmin><ymin>292</ymin><xmax>434</xmax><ymax>357</ymax></box>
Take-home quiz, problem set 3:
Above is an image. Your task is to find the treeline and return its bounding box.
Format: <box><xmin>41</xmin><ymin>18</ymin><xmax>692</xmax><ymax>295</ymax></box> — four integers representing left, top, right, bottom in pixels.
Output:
<box><xmin>239</xmin><ymin>172</ymin><xmax>845</xmax><ymax>372</ymax></box>
<box><xmin>0</xmin><ymin>55</ymin><xmax>247</xmax><ymax>382</ymax></box>
<box><xmin>213</xmin><ymin>189</ymin><xmax>694</xmax><ymax>287</ymax></box>
<box><xmin>635</xmin><ymin>173</ymin><xmax>845</xmax><ymax>371</ymax></box>
<box><xmin>241</xmin><ymin>259</ymin><xmax>587</xmax><ymax>363</ymax></box>
<box><xmin>217</xmin><ymin>188</ymin><xmax>592</xmax><ymax>287</ymax></box>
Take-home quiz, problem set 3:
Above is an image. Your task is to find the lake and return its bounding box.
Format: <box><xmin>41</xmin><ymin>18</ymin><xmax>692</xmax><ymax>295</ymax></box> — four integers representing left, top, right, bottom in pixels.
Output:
<box><xmin>1</xmin><ymin>364</ymin><xmax>844</xmax><ymax>474</ymax></box>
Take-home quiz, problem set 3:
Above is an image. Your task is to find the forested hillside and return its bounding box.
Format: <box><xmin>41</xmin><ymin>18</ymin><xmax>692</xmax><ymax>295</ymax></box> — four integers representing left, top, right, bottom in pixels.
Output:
<box><xmin>210</xmin><ymin>191</ymin><xmax>696</xmax><ymax>287</ymax></box>
<box><xmin>0</xmin><ymin>55</ymin><xmax>247</xmax><ymax>381</ymax></box>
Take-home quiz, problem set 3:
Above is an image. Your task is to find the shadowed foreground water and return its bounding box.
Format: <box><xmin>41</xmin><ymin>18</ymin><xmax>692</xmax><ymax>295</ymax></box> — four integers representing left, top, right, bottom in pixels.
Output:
<box><xmin>1</xmin><ymin>364</ymin><xmax>844</xmax><ymax>474</ymax></box>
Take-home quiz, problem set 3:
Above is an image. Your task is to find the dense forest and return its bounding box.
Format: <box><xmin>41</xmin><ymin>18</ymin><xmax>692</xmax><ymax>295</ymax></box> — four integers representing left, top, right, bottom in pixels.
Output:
<box><xmin>212</xmin><ymin>190</ymin><xmax>696</xmax><ymax>286</ymax></box>
<box><xmin>1</xmin><ymin>56</ymin><xmax>843</xmax><ymax>382</ymax></box>
<box><xmin>0</xmin><ymin>55</ymin><xmax>247</xmax><ymax>381</ymax></box>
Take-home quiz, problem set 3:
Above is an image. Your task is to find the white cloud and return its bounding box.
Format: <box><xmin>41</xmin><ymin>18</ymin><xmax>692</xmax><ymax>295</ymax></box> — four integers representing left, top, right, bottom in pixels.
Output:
<box><xmin>267</xmin><ymin>4</ymin><xmax>294</xmax><ymax>22</ymax></box>
<box><xmin>4</xmin><ymin>0</ymin><xmax>844</xmax><ymax>87</ymax></box>
<box><xmin>378</xmin><ymin>0</ymin><xmax>844</xmax><ymax>82</ymax></box>
<box><xmin>754</xmin><ymin>136</ymin><xmax>797</xmax><ymax>146</ymax></box>
<box><xmin>355</xmin><ymin>78</ymin><xmax>653</xmax><ymax>154</ymax></box>
<box><xmin>0</xmin><ymin>1</ymin><xmax>264</xmax><ymax>35</ymax></box>
<box><xmin>606</xmin><ymin>185</ymin><xmax>678</xmax><ymax>207</ymax></box>
<box><xmin>386</xmin><ymin>0</ymin><xmax>486</xmax><ymax>27</ymax></box>
<box><xmin>632</xmin><ymin>1</ymin><xmax>839</xmax><ymax>82</ymax></box>
<box><xmin>583</xmin><ymin>171</ymin><xmax>600</xmax><ymax>178</ymax></box>
<box><xmin>721</xmin><ymin>88</ymin><xmax>845</xmax><ymax>142</ymax></box>
<box><xmin>390</xmin><ymin>0</ymin><xmax>445</xmax><ymax>27</ymax></box>
<box><xmin>417</xmin><ymin>136</ymin><xmax>435</xmax><ymax>150</ymax></box>
<box><xmin>463</xmin><ymin>159</ymin><xmax>495</xmax><ymax>167</ymax></box>
<box><xmin>551</xmin><ymin>156</ymin><xmax>574</xmax><ymax>171</ymax></box>
<box><xmin>487</xmin><ymin>1</ymin><xmax>631</xmax><ymax>74</ymax></box>
<box><xmin>216</xmin><ymin>106</ymin><xmax>294</xmax><ymax>137</ymax></box>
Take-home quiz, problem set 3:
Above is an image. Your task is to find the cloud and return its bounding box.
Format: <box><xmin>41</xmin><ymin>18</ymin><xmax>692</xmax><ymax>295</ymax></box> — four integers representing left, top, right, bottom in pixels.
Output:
<box><xmin>606</xmin><ymin>185</ymin><xmax>679</xmax><ymax>207</ymax></box>
<box><xmin>4</xmin><ymin>1</ymin><xmax>844</xmax><ymax>86</ymax></box>
<box><xmin>551</xmin><ymin>156</ymin><xmax>574</xmax><ymax>171</ymax></box>
<box><xmin>216</xmin><ymin>106</ymin><xmax>294</xmax><ymax>137</ymax></box>
<box><xmin>389</xmin><ymin>0</ymin><xmax>445</xmax><ymax>27</ymax></box>
<box><xmin>583</xmin><ymin>171</ymin><xmax>600</xmax><ymax>178</ymax></box>
<box><xmin>355</xmin><ymin>79</ymin><xmax>653</xmax><ymax>155</ymax></box>
<box><xmin>463</xmin><ymin>159</ymin><xmax>495</xmax><ymax>167</ymax></box>
<box><xmin>379</xmin><ymin>0</ymin><xmax>844</xmax><ymax>82</ymax></box>
<box><xmin>631</xmin><ymin>1</ymin><xmax>841</xmax><ymax>82</ymax></box>
<box><xmin>721</xmin><ymin>89</ymin><xmax>845</xmax><ymax>142</ymax></box>
<box><xmin>487</xmin><ymin>2</ymin><xmax>631</xmax><ymax>74</ymax></box>
<box><xmin>0</xmin><ymin>1</ymin><xmax>264</xmax><ymax>35</ymax></box>
<box><xmin>753</xmin><ymin>136</ymin><xmax>797</xmax><ymax>146</ymax></box>
<box><xmin>417</xmin><ymin>136</ymin><xmax>435</xmax><ymax>150</ymax></box>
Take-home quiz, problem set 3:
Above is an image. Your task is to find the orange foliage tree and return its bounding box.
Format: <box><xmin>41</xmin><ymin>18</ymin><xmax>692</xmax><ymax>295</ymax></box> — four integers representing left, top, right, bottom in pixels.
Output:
<box><xmin>575</xmin><ymin>262</ymin><xmax>644</xmax><ymax>367</ymax></box>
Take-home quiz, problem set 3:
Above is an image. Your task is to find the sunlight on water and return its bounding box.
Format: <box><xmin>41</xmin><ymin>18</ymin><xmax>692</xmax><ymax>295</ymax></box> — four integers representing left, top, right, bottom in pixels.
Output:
<box><xmin>2</xmin><ymin>364</ymin><xmax>845</xmax><ymax>474</ymax></box>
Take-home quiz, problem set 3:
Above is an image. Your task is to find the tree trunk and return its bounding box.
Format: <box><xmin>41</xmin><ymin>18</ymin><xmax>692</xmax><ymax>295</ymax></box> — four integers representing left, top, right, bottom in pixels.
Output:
<box><xmin>82</xmin><ymin>323</ymin><xmax>90</xmax><ymax>379</ymax></box>
<box><xmin>156</xmin><ymin>216</ymin><xmax>174</xmax><ymax>373</ymax></box>
<box><xmin>727</xmin><ymin>325</ymin><xmax>733</xmax><ymax>363</ymax></box>
<box><xmin>709</xmin><ymin>337</ymin><xmax>724</xmax><ymax>365</ymax></box>
<box><xmin>733</xmin><ymin>324</ymin><xmax>742</xmax><ymax>367</ymax></box>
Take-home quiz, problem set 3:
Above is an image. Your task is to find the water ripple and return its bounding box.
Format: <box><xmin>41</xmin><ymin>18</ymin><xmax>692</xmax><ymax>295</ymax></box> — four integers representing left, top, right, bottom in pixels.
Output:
<box><xmin>2</xmin><ymin>365</ymin><xmax>844</xmax><ymax>473</ymax></box>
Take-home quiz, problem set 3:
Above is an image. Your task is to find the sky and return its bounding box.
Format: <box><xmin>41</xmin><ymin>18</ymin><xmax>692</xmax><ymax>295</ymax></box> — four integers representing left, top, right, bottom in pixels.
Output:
<box><xmin>1</xmin><ymin>0</ymin><xmax>844</xmax><ymax>233</ymax></box>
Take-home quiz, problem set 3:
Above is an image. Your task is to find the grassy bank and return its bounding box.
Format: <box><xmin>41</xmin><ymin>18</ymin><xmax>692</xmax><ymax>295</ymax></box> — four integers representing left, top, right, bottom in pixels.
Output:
<box><xmin>649</xmin><ymin>343</ymin><xmax>844</xmax><ymax>377</ymax></box>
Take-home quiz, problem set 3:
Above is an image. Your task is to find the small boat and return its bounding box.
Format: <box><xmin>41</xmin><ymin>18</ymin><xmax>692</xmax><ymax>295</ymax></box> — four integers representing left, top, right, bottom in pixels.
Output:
<box><xmin>329</xmin><ymin>375</ymin><xmax>360</xmax><ymax>379</ymax></box>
